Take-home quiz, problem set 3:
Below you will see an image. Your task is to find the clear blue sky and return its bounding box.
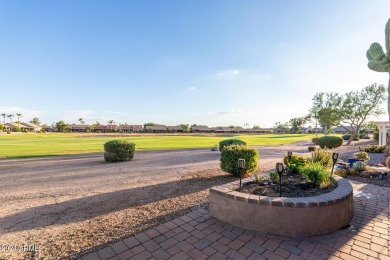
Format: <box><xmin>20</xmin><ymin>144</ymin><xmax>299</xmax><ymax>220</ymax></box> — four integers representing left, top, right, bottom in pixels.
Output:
<box><xmin>1</xmin><ymin>1</ymin><xmax>389</xmax><ymax>127</ymax></box>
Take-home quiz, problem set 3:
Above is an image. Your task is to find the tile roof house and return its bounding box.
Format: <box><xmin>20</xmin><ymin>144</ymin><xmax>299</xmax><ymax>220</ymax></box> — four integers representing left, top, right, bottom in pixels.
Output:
<box><xmin>168</xmin><ymin>126</ymin><xmax>184</xmax><ymax>132</ymax></box>
<box><xmin>21</xmin><ymin>122</ymin><xmax>41</xmax><ymax>132</ymax></box>
<box><xmin>190</xmin><ymin>125</ymin><xmax>213</xmax><ymax>133</ymax></box>
<box><xmin>145</xmin><ymin>125</ymin><xmax>168</xmax><ymax>133</ymax></box>
<box><xmin>213</xmin><ymin>127</ymin><xmax>232</xmax><ymax>133</ymax></box>
<box><xmin>333</xmin><ymin>126</ymin><xmax>357</xmax><ymax>134</ymax></box>
<box><xmin>67</xmin><ymin>124</ymin><xmax>89</xmax><ymax>132</ymax></box>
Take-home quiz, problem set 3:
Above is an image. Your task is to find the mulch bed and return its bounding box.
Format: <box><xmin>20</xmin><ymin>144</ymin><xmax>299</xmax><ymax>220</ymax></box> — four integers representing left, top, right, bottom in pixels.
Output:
<box><xmin>239</xmin><ymin>174</ymin><xmax>337</xmax><ymax>197</ymax></box>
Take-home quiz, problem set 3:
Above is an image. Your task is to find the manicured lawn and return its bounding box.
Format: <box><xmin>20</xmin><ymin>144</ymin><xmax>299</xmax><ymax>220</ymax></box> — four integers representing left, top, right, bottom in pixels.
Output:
<box><xmin>0</xmin><ymin>133</ymin><xmax>318</xmax><ymax>159</ymax></box>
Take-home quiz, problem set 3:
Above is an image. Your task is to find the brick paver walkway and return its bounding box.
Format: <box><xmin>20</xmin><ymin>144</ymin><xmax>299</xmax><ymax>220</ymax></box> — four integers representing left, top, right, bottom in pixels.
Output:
<box><xmin>83</xmin><ymin>180</ymin><xmax>389</xmax><ymax>260</ymax></box>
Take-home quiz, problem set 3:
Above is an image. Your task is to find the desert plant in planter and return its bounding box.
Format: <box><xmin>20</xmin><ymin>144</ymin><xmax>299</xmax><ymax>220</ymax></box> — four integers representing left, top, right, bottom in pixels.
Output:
<box><xmin>299</xmin><ymin>162</ymin><xmax>333</xmax><ymax>187</ymax></box>
<box><xmin>309</xmin><ymin>148</ymin><xmax>333</xmax><ymax>168</ymax></box>
<box><xmin>219</xmin><ymin>139</ymin><xmax>246</xmax><ymax>151</ymax></box>
<box><xmin>283</xmin><ymin>155</ymin><xmax>306</xmax><ymax>174</ymax></box>
<box><xmin>104</xmin><ymin>140</ymin><xmax>135</xmax><ymax>162</ymax></box>
<box><xmin>354</xmin><ymin>151</ymin><xmax>370</xmax><ymax>162</ymax></box>
<box><xmin>220</xmin><ymin>145</ymin><xmax>259</xmax><ymax>177</ymax></box>
<box><xmin>352</xmin><ymin>161</ymin><xmax>367</xmax><ymax>173</ymax></box>
<box><xmin>317</xmin><ymin>136</ymin><xmax>343</xmax><ymax>149</ymax></box>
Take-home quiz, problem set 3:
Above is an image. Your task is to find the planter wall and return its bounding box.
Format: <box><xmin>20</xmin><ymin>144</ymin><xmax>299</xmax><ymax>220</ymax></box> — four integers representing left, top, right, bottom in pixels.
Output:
<box><xmin>210</xmin><ymin>176</ymin><xmax>353</xmax><ymax>237</ymax></box>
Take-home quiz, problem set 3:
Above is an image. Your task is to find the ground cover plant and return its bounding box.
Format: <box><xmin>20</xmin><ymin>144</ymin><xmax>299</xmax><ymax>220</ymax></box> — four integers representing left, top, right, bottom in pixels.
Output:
<box><xmin>241</xmin><ymin>150</ymin><xmax>336</xmax><ymax>197</ymax></box>
<box><xmin>0</xmin><ymin>133</ymin><xmax>315</xmax><ymax>159</ymax></box>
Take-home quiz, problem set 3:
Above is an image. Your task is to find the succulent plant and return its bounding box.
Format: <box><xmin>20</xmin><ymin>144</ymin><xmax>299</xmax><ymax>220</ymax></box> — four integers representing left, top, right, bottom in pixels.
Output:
<box><xmin>367</xmin><ymin>18</ymin><xmax>390</xmax><ymax>120</ymax></box>
<box><xmin>352</xmin><ymin>161</ymin><xmax>367</xmax><ymax>173</ymax></box>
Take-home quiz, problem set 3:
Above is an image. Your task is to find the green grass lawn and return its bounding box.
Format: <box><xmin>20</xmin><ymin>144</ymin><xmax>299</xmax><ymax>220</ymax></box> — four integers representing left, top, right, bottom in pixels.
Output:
<box><xmin>0</xmin><ymin>133</ymin><xmax>318</xmax><ymax>159</ymax></box>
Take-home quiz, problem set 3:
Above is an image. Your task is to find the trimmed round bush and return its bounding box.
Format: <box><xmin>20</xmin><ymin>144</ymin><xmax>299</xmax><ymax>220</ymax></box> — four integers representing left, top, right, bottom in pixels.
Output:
<box><xmin>317</xmin><ymin>136</ymin><xmax>343</xmax><ymax>149</ymax></box>
<box><xmin>342</xmin><ymin>134</ymin><xmax>351</xmax><ymax>140</ymax></box>
<box><xmin>220</xmin><ymin>145</ymin><xmax>259</xmax><ymax>177</ymax></box>
<box><xmin>308</xmin><ymin>146</ymin><xmax>317</xmax><ymax>152</ymax></box>
<box><xmin>104</xmin><ymin>140</ymin><xmax>135</xmax><ymax>162</ymax></box>
<box><xmin>219</xmin><ymin>139</ymin><xmax>246</xmax><ymax>151</ymax></box>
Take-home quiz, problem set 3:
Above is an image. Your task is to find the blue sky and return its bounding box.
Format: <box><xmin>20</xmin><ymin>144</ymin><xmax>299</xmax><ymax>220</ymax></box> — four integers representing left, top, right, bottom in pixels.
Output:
<box><xmin>1</xmin><ymin>1</ymin><xmax>390</xmax><ymax>127</ymax></box>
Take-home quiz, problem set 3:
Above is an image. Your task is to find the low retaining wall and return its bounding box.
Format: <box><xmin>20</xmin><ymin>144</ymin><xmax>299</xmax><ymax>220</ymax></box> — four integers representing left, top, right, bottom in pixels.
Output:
<box><xmin>210</xmin><ymin>176</ymin><xmax>354</xmax><ymax>236</ymax></box>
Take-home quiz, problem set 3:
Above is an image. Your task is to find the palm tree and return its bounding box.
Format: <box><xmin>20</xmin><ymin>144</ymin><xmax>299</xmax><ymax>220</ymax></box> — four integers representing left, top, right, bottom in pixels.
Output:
<box><xmin>78</xmin><ymin>118</ymin><xmax>85</xmax><ymax>132</ymax></box>
<box><xmin>107</xmin><ymin>120</ymin><xmax>114</xmax><ymax>132</ymax></box>
<box><xmin>16</xmin><ymin>113</ymin><xmax>23</xmax><ymax>128</ymax></box>
<box><xmin>1</xmin><ymin>113</ymin><xmax>6</xmax><ymax>127</ymax></box>
<box><xmin>7</xmin><ymin>114</ymin><xmax>14</xmax><ymax>131</ymax></box>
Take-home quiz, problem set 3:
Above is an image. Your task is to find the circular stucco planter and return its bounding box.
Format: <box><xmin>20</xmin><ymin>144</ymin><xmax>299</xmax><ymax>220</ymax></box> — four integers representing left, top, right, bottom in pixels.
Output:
<box><xmin>209</xmin><ymin>176</ymin><xmax>353</xmax><ymax>237</ymax></box>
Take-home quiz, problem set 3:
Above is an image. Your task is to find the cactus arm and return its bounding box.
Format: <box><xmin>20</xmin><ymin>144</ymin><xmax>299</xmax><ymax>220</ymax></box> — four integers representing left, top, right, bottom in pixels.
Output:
<box><xmin>369</xmin><ymin>43</ymin><xmax>386</xmax><ymax>61</ymax></box>
<box><xmin>386</xmin><ymin>18</ymin><xmax>390</xmax><ymax>57</ymax></box>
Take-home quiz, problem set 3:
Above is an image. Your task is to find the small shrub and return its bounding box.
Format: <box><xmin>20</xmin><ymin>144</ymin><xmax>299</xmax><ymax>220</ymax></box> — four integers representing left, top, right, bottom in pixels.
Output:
<box><xmin>6</xmin><ymin>130</ymin><xmax>10</xmax><ymax>134</ymax></box>
<box><xmin>299</xmin><ymin>163</ymin><xmax>332</xmax><ymax>187</ymax></box>
<box><xmin>360</xmin><ymin>134</ymin><xmax>370</xmax><ymax>139</ymax></box>
<box><xmin>317</xmin><ymin>136</ymin><xmax>343</xmax><ymax>149</ymax></box>
<box><xmin>342</xmin><ymin>134</ymin><xmax>351</xmax><ymax>140</ymax></box>
<box><xmin>14</xmin><ymin>127</ymin><xmax>21</xmax><ymax>132</ymax></box>
<box><xmin>269</xmin><ymin>171</ymin><xmax>279</xmax><ymax>182</ymax></box>
<box><xmin>362</xmin><ymin>145</ymin><xmax>385</xmax><ymax>153</ymax></box>
<box><xmin>308</xmin><ymin>146</ymin><xmax>317</xmax><ymax>152</ymax></box>
<box><xmin>283</xmin><ymin>155</ymin><xmax>306</xmax><ymax>174</ymax></box>
<box><xmin>353</xmin><ymin>151</ymin><xmax>370</xmax><ymax>161</ymax></box>
<box><xmin>352</xmin><ymin>161</ymin><xmax>367</xmax><ymax>173</ymax></box>
<box><xmin>312</xmin><ymin>137</ymin><xmax>319</xmax><ymax>145</ymax></box>
<box><xmin>219</xmin><ymin>139</ymin><xmax>246</xmax><ymax>151</ymax></box>
<box><xmin>310</xmin><ymin>148</ymin><xmax>333</xmax><ymax>168</ymax></box>
<box><xmin>220</xmin><ymin>145</ymin><xmax>259</xmax><ymax>177</ymax></box>
<box><xmin>104</xmin><ymin>140</ymin><xmax>135</xmax><ymax>162</ymax></box>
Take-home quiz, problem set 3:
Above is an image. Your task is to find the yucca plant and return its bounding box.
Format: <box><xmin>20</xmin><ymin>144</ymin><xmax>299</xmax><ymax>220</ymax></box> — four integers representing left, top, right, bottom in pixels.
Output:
<box><xmin>310</xmin><ymin>148</ymin><xmax>333</xmax><ymax>168</ymax></box>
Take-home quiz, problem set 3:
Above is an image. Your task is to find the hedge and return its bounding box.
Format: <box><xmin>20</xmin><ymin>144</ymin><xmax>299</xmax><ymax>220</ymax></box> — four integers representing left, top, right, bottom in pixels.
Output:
<box><xmin>317</xmin><ymin>136</ymin><xmax>343</xmax><ymax>149</ymax></box>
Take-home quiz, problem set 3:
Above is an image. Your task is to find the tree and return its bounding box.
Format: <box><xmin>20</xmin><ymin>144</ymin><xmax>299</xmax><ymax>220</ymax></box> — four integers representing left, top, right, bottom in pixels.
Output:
<box><xmin>78</xmin><ymin>118</ymin><xmax>85</xmax><ymax>132</ymax></box>
<box><xmin>339</xmin><ymin>84</ymin><xmax>385</xmax><ymax>144</ymax></box>
<box><xmin>310</xmin><ymin>93</ymin><xmax>341</xmax><ymax>134</ymax></box>
<box><xmin>7</xmin><ymin>114</ymin><xmax>14</xmax><ymax>127</ymax></box>
<box><xmin>289</xmin><ymin>116</ymin><xmax>309</xmax><ymax>134</ymax></box>
<box><xmin>180</xmin><ymin>124</ymin><xmax>190</xmax><ymax>133</ymax></box>
<box><xmin>1</xmin><ymin>113</ymin><xmax>6</xmax><ymax>127</ymax></box>
<box><xmin>55</xmin><ymin>120</ymin><xmax>68</xmax><ymax>132</ymax></box>
<box><xmin>16</xmin><ymin>113</ymin><xmax>22</xmax><ymax>128</ymax></box>
<box><xmin>252</xmin><ymin>125</ymin><xmax>261</xmax><ymax>130</ymax></box>
<box><xmin>310</xmin><ymin>84</ymin><xmax>386</xmax><ymax>145</ymax></box>
<box><xmin>30</xmin><ymin>117</ymin><xmax>41</xmax><ymax>125</ymax></box>
<box><xmin>107</xmin><ymin>120</ymin><xmax>115</xmax><ymax>132</ymax></box>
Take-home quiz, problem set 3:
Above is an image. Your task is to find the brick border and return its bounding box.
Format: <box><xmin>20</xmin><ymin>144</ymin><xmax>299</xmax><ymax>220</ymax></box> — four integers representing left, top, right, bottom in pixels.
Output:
<box><xmin>210</xmin><ymin>175</ymin><xmax>352</xmax><ymax>208</ymax></box>
<box><xmin>209</xmin><ymin>175</ymin><xmax>354</xmax><ymax>236</ymax></box>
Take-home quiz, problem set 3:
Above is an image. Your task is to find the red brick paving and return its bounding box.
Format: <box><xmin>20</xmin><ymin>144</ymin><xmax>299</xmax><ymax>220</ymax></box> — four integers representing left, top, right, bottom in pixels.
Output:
<box><xmin>83</xmin><ymin>180</ymin><xmax>390</xmax><ymax>259</ymax></box>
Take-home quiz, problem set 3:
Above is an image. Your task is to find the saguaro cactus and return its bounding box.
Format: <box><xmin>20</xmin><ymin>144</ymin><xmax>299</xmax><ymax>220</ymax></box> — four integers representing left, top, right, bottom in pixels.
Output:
<box><xmin>367</xmin><ymin>18</ymin><xmax>390</xmax><ymax>120</ymax></box>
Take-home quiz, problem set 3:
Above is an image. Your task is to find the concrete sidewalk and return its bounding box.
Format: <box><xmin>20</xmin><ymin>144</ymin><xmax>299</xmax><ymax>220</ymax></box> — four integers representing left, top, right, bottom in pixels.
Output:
<box><xmin>83</xmin><ymin>180</ymin><xmax>389</xmax><ymax>260</ymax></box>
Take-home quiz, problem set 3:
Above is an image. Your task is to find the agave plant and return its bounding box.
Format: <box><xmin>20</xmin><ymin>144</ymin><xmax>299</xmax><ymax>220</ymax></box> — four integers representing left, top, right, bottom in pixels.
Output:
<box><xmin>352</xmin><ymin>161</ymin><xmax>367</xmax><ymax>173</ymax></box>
